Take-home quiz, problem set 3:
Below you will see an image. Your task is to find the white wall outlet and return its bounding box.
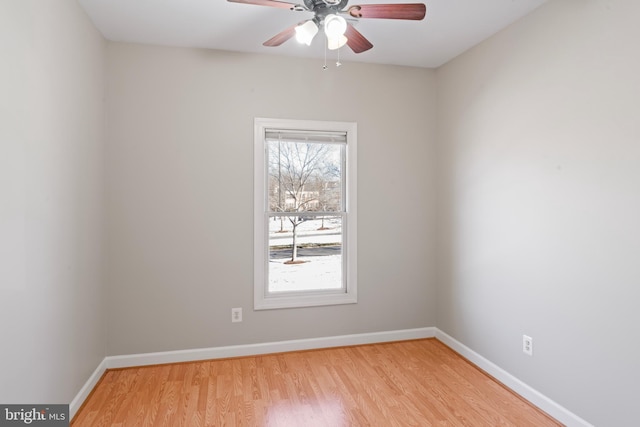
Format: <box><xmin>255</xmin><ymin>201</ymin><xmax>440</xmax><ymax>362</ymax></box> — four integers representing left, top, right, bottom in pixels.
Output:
<box><xmin>523</xmin><ymin>335</ymin><xmax>533</xmax><ymax>356</ymax></box>
<box><xmin>231</xmin><ymin>307</ymin><xmax>242</xmax><ymax>323</ymax></box>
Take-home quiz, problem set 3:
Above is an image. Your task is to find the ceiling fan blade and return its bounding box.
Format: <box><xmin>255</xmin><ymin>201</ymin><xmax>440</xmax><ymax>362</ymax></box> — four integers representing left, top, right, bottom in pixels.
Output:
<box><xmin>348</xmin><ymin>3</ymin><xmax>426</xmax><ymax>20</ymax></box>
<box><xmin>263</xmin><ymin>23</ymin><xmax>298</xmax><ymax>47</ymax></box>
<box><xmin>345</xmin><ymin>23</ymin><xmax>373</xmax><ymax>54</ymax></box>
<box><xmin>227</xmin><ymin>0</ymin><xmax>300</xmax><ymax>10</ymax></box>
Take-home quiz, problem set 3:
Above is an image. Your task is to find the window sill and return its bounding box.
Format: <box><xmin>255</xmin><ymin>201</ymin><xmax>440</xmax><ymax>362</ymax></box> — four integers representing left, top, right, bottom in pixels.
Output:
<box><xmin>254</xmin><ymin>292</ymin><xmax>357</xmax><ymax>310</ymax></box>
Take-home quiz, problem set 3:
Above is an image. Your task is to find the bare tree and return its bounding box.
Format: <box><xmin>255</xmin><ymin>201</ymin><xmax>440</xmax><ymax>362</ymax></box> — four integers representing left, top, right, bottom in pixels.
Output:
<box><xmin>268</xmin><ymin>141</ymin><xmax>339</xmax><ymax>263</ymax></box>
<box><xmin>313</xmin><ymin>161</ymin><xmax>341</xmax><ymax>230</ymax></box>
<box><xmin>268</xmin><ymin>142</ymin><xmax>286</xmax><ymax>232</ymax></box>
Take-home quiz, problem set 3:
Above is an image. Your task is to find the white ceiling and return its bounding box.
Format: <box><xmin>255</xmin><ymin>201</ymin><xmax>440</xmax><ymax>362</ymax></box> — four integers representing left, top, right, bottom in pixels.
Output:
<box><xmin>78</xmin><ymin>0</ymin><xmax>547</xmax><ymax>68</ymax></box>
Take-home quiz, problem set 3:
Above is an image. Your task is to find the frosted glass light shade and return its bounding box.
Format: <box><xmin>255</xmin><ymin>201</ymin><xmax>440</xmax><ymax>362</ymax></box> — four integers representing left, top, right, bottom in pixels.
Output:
<box><xmin>327</xmin><ymin>35</ymin><xmax>348</xmax><ymax>50</ymax></box>
<box><xmin>324</xmin><ymin>14</ymin><xmax>347</xmax><ymax>39</ymax></box>
<box><xmin>295</xmin><ymin>20</ymin><xmax>318</xmax><ymax>45</ymax></box>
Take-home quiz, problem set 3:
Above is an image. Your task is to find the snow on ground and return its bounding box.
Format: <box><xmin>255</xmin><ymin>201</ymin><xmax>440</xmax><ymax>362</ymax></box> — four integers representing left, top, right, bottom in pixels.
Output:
<box><xmin>268</xmin><ymin>216</ymin><xmax>341</xmax><ymax>234</ymax></box>
<box><xmin>269</xmin><ymin>255</ymin><xmax>342</xmax><ymax>292</ymax></box>
<box><xmin>268</xmin><ymin>217</ymin><xmax>343</xmax><ymax>292</ymax></box>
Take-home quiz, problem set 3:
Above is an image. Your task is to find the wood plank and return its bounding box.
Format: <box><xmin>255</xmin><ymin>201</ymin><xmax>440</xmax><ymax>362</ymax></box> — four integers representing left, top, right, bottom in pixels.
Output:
<box><xmin>71</xmin><ymin>339</ymin><xmax>562</xmax><ymax>427</ymax></box>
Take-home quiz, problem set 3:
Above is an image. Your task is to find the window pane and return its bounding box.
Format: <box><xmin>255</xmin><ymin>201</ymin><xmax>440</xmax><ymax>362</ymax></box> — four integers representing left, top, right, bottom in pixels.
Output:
<box><xmin>268</xmin><ymin>140</ymin><xmax>343</xmax><ymax>214</ymax></box>
<box><xmin>255</xmin><ymin>118</ymin><xmax>356</xmax><ymax>310</ymax></box>
<box><xmin>268</xmin><ymin>215</ymin><xmax>343</xmax><ymax>293</ymax></box>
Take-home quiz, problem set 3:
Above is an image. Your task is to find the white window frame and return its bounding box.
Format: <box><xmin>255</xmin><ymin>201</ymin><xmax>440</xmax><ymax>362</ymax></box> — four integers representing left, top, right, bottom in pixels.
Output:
<box><xmin>254</xmin><ymin>118</ymin><xmax>357</xmax><ymax>310</ymax></box>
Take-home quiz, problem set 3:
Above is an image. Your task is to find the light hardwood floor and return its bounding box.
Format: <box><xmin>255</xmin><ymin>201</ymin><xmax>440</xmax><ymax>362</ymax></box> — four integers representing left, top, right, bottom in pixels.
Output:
<box><xmin>72</xmin><ymin>339</ymin><xmax>562</xmax><ymax>426</ymax></box>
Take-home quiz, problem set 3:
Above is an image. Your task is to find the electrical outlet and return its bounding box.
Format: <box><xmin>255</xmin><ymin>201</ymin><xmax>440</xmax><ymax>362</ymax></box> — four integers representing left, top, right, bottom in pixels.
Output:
<box><xmin>231</xmin><ymin>307</ymin><xmax>242</xmax><ymax>323</ymax></box>
<box><xmin>523</xmin><ymin>335</ymin><xmax>533</xmax><ymax>356</ymax></box>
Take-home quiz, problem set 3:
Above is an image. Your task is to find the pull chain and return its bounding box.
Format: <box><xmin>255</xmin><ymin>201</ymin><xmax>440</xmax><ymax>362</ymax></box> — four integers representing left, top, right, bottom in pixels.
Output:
<box><xmin>322</xmin><ymin>33</ymin><xmax>343</xmax><ymax>70</ymax></box>
<box><xmin>323</xmin><ymin>35</ymin><xmax>328</xmax><ymax>70</ymax></box>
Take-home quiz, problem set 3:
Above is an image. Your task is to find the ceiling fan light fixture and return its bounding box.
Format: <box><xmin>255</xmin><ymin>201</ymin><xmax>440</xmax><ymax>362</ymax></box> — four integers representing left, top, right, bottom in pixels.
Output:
<box><xmin>295</xmin><ymin>20</ymin><xmax>318</xmax><ymax>45</ymax></box>
<box><xmin>327</xmin><ymin>34</ymin><xmax>348</xmax><ymax>50</ymax></box>
<box><xmin>324</xmin><ymin>14</ymin><xmax>347</xmax><ymax>39</ymax></box>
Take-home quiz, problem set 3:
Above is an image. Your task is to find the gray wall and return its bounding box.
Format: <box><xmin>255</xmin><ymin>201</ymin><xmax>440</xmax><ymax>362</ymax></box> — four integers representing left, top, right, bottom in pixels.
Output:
<box><xmin>105</xmin><ymin>44</ymin><xmax>438</xmax><ymax>355</ymax></box>
<box><xmin>436</xmin><ymin>0</ymin><xmax>640</xmax><ymax>425</ymax></box>
<box><xmin>0</xmin><ymin>0</ymin><xmax>106</xmax><ymax>404</ymax></box>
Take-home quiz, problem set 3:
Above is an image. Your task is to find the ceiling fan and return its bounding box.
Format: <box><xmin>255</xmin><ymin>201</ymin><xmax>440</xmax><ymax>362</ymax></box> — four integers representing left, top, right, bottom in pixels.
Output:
<box><xmin>227</xmin><ymin>0</ymin><xmax>426</xmax><ymax>54</ymax></box>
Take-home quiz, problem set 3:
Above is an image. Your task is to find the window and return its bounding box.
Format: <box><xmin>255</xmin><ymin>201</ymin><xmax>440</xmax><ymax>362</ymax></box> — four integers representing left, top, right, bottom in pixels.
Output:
<box><xmin>254</xmin><ymin>118</ymin><xmax>357</xmax><ymax>310</ymax></box>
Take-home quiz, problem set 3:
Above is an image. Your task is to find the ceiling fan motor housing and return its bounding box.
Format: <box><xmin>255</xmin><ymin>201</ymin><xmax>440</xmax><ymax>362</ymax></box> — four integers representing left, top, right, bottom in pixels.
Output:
<box><xmin>304</xmin><ymin>0</ymin><xmax>350</xmax><ymax>19</ymax></box>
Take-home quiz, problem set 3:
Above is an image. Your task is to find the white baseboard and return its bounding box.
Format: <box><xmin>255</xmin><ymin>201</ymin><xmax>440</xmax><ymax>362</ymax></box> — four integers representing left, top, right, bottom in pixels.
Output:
<box><xmin>71</xmin><ymin>326</ymin><xmax>591</xmax><ymax>427</ymax></box>
<box><xmin>104</xmin><ymin>327</ymin><xmax>436</xmax><ymax>369</ymax></box>
<box><xmin>69</xmin><ymin>358</ymin><xmax>107</xmax><ymax>420</ymax></box>
<box><xmin>71</xmin><ymin>327</ymin><xmax>434</xmax><ymax>416</ymax></box>
<box><xmin>435</xmin><ymin>329</ymin><xmax>593</xmax><ymax>427</ymax></box>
